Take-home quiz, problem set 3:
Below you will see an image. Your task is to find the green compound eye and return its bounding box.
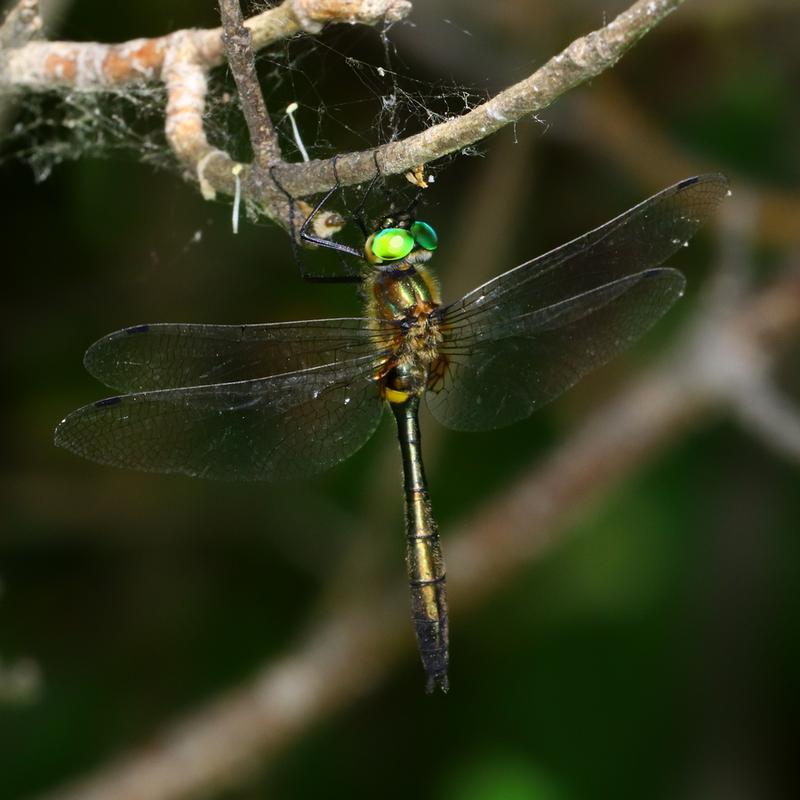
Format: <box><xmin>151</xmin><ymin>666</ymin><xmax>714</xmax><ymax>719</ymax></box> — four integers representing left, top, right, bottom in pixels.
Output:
<box><xmin>371</xmin><ymin>228</ymin><xmax>415</xmax><ymax>261</ymax></box>
<box><xmin>411</xmin><ymin>220</ymin><xmax>438</xmax><ymax>251</ymax></box>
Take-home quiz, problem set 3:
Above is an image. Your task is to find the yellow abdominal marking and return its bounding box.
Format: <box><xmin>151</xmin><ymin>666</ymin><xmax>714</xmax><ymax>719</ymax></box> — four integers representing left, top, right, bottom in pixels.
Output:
<box><xmin>384</xmin><ymin>387</ymin><xmax>411</xmax><ymax>404</ymax></box>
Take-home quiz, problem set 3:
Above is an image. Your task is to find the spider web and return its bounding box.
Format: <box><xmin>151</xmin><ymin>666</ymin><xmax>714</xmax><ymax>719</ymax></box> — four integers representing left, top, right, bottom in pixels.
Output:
<box><xmin>0</xmin><ymin>18</ymin><xmax>487</xmax><ymax>188</ymax></box>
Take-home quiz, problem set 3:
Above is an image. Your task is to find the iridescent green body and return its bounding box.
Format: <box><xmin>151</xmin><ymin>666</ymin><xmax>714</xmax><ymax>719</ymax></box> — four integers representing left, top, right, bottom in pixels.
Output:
<box><xmin>370</xmin><ymin>264</ymin><xmax>438</xmax><ymax>319</ymax></box>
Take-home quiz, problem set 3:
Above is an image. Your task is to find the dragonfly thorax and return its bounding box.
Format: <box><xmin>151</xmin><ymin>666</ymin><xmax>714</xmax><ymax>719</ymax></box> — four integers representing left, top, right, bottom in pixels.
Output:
<box><xmin>367</xmin><ymin>262</ymin><xmax>441</xmax><ymax>321</ymax></box>
<box><xmin>366</xmin><ymin>261</ymin><xmax>444</xmax><ymax>404</ymax></box>
<box><xmin>382</xmin><ymin>314</ymin><xmax>444</xmax><ymax>402</ymax></box>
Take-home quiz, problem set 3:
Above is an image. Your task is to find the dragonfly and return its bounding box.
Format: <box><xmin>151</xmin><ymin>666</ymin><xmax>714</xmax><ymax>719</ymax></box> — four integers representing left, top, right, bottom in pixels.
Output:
<box><xmin>55</xmin><ymin>173</ymin><xmax>729</xmax><ymax>692</ymax></box>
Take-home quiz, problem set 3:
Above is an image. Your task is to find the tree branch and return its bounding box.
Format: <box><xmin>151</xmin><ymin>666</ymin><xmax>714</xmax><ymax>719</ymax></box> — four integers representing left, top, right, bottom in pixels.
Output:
<box><xmin>1</xmin><ymin>0</ymin><xmax>411</xmax><ymax>226</ymax></box>
<box><xmin>0</xmin><ymin>0</ymin><xmax>411</xmax><ymax>89</ymax></box>
<box><xmin>272</xmin><ymin>0</ymin><xmax>690</xmax><ymax>195</ymax></box>
<box><xmin>733</xmin><ymin>374</ymin><xmax>800</xmax><ymax>463</ymax></box>
<box><xmin>2</xmin><ymin>0</ymin><xmax>688</xmax><ymax>231</ymax></box>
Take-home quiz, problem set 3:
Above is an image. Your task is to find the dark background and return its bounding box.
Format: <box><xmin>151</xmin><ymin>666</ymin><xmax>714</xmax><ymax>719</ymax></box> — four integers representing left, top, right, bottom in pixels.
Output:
<box><xmin>1</xmin><ymin>1</ymin><xmax>799</xmax><ymax>798</ymax></box>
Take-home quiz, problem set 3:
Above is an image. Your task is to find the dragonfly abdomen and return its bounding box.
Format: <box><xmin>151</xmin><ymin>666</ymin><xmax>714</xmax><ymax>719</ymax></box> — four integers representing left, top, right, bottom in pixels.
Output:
<box><xmin>391</xmin><ymin>396</ymin><xmax>450</xmax><ymax>693</ymax></box>
<box><xmin>406</xmin><ymin>494</ymin><xmax>449</xmax><ymax>693</ymax></box>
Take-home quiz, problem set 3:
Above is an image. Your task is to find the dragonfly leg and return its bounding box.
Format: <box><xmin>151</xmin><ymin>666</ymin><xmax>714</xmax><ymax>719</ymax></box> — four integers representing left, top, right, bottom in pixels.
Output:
<box><xmin>270</xmin><ymin>163</ymin><xmax>364</xmax><ymax>284</ymax></box>
<box><xmin>344</xmin><ymin>151</ymin><xmax>386</xmax><ymax>238</ymax></box>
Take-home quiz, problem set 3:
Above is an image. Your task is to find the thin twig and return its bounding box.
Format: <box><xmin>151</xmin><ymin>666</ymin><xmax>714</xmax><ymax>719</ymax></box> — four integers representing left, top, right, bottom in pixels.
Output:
<box><xmin>219</xmin><ymin>0</ymin><xmax>281</xmax><ymax>173</ymax></box>
<box><xmin>272</xmin><ymin>0</ymin><xmax>690</xmax><ymax>195</ymax></box>
<box><xmin>35</xmin><ymin>267</ymin><xmax>800</xmax><ymax>800</ymax></box>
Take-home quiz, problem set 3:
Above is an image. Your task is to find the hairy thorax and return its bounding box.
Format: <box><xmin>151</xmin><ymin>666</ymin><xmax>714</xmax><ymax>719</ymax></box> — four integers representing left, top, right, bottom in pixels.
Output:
<box><xmin>366</xmin><ymin>261</ymin><xmax>444</xmax><ymax>401</ymax></box>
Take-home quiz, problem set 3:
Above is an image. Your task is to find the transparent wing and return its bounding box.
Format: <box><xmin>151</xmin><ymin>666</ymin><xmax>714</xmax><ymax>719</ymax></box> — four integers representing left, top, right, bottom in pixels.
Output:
<box><xmin>439</xmin><ymin>174</ymin><xmax>728</xmax><ymax>334</ymax></box>
<box><xmin>426</xmin><ymin>269</ymin><xmax>684</xmax><ymax>431</ymax></box>
<box><xmin>55</xmin><ymin>355</ymin><xmax>386</xmax><ymax>481</ymax></box>
<box><xmin>85</xmin><ymin>318</ymin><xmax>400</xmax><ymax>392</ymax></box>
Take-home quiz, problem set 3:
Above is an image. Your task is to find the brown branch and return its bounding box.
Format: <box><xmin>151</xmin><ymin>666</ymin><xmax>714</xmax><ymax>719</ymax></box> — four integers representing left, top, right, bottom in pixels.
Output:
<box><xmin>35</xmin><ymin>260</ymin><xmax>800</xmax><ymax>800</ymax></box>
<box><xmin>734</xmin><ymin>375</ymin><xmax>800</xmax><ymax>463</ymax></box>
<box><xmin>219</xmin><ymin>0</ymin><xmax>280</xmax><ymax>173</ymax></box>
<box><xmin>0</xmin><ymin>0</ymin><xmax>411</xmax><ymax>226</ymax></box>
<box><xmin>0</xmin><ymin>0</ymin><xmax>411</xmax><ymax>89</ymax></box>
<box><xmin>160</xmin><ymin>30</ymin><xmax>235</xmax><ymax>196</ymax></box>
<box><xmin>2</xmin><ymin>0</ymin><xmax>688</xmax><ymax>231</ymax></box>
<box><xmin>272</xmin><ymin>0</ymin><xmax>691</xmax><ymax>196</ymax></box>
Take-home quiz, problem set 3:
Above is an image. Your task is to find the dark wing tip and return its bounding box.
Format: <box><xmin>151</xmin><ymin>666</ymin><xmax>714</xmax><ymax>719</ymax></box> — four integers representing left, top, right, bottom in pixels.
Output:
<box><xmin>677</xmin><ymin>176</ymin><xmax>701</xmax><ymax>189</ymax></box>
<box><xmin>125</xmin><ymin>324</ymin><xmax>150</xmax><ymax>335</ymax></box>
<box><xmin>668</xmin><ymin>173</ymin><xmax>730</xmax><ymax>229</ymax></box>
<box><xmin>677</xmin><ymin>172</ymin><xmax>729</xmax><ymax>187</ymax></box>
<box><xmin>640</xmin><ymin>266</ymin><xmax>687</xmax><ymax>301</ymax></box>
<box><xmin>94</xmin><ymin>395</ymin><xmax>123</xmax><ymax>408</ymax></box>
<box><xmin>676</xmin><ymin>172</ymin><xmax>730</xmax><ymax>195</ymax></box>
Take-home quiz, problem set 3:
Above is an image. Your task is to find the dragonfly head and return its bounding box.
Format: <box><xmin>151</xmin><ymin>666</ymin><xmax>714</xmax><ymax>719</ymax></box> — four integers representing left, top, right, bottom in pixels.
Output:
<box><xmin>365</xmin><ymin>220</ymin><xmax>438</xmax><ymax>266</ymax></box>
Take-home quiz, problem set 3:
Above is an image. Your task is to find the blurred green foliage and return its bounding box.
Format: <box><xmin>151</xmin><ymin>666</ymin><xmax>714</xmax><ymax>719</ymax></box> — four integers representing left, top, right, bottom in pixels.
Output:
<box><xmin>1</xmin><ymin>1</ymin><xmax>798</xmax><ymax>799</ymax></box>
